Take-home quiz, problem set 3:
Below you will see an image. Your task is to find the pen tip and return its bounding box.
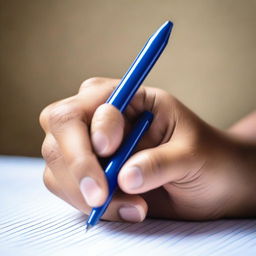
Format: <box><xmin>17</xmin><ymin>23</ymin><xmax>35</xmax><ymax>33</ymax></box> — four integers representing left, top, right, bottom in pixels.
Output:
<box><xmin>85</xmin><ymin>224</ymin><xmax>92</xmax><ymax>233</ymax></box>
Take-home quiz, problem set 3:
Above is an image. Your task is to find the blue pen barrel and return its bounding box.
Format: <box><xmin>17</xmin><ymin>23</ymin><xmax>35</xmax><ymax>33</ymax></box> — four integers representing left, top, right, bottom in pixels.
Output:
<box><xmin>86</xmin><ymin>111</ymin><xmax>153</xmax><ymax>226</ymax></box>
<box><xmin>107</xmin><ymin>21</ymin><xmax>173</xmax><ymax>112</ymax></box>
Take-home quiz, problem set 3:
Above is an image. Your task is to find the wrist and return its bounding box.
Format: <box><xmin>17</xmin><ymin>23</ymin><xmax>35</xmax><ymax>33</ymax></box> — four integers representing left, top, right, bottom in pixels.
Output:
<box><xmin>223</xmin><ymin>136</ymin><xmax>256</xmax><ymax>218</ymax></box>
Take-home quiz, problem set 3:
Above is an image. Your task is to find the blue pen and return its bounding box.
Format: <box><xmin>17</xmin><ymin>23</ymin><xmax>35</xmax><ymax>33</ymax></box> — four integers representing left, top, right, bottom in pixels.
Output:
<box><xmin>86</xmin><ymin>111</ymin><xmax>153</xmax><ymax>231</ymax></box>
<box><xmin>85</xmin><ymin>21</ymin><xmax>173</xmax><ymax>231</ymax></box>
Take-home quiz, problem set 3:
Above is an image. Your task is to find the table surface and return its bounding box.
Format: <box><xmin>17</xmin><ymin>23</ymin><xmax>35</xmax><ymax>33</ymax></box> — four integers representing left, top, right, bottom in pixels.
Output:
<box><xmin>1</xmin><ymin>156</ymin><xmax>256</xmax><ymax>256</ymax></box>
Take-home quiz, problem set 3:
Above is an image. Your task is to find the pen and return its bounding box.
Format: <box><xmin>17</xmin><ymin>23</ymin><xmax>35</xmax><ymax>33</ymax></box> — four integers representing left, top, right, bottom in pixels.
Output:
<box><xmin>85</xmin><ymin>20</ymin><xmax>173</xmax><ymax>231</ymax></box>
<box><xmin>86</xmin><ymin>111</ymin><xmax>153</xmax><ymax>231</ymax></box>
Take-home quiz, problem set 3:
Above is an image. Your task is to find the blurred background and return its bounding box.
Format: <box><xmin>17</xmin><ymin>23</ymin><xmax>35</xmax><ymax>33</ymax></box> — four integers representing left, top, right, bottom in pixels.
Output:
<box><xmin>0</xmin><ymin>0</ymin><xmax>255</xmax><ymax>157</ymax></box>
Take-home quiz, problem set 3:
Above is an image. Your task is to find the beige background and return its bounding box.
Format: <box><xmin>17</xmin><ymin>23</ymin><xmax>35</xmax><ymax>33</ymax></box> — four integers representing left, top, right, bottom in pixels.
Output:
<box><xmin>0</xmin><ymin>0</ymin><xmax>255</xmax><ymax>156</ymax></box>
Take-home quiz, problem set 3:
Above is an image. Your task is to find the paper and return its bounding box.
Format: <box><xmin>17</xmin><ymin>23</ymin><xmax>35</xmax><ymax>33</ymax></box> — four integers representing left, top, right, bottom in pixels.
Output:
<box><xmin>1</xmin><ymin>156</ymin><xmax>256</xmax><ymax>256</ymax></box>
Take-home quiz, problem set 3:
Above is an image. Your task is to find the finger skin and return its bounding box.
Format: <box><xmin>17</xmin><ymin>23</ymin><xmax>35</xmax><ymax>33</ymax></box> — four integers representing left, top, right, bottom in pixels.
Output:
<box><xmin>118</xmin><ymin>142</ymin><xmax>202</xmax><ymax>194</ymax></box>
<box><xmin>118</xmin><ymin>101</ymin><xmax>213</xmax><ymax>195</ymax></box>
<box><xmin>91</xmin><ymin>103</ymin><xmax>124</xmax><ymax>156</ymax></box>
<box><xmin>90</xmin><ymin>84</ymin><xmax>176</xmax><ymax>157</ymax></box>
<box><xmin>102</xmin><ymin>192</ymin><xmax>148</xmax><ymax>222</ymax></box>
<box><xmin>42</xmin><ymin>134</ymin><xmax>91</xmax><ymax>212</ymax></box>
<box><xmin>44</xmin><ymin>166</ymin><xmax>147</xmax><ymax>222</ymax></box>
<box><xmin>43</xmin><ymin>166</ymin><xmax>84</xmax><ymax>211</ymax></box>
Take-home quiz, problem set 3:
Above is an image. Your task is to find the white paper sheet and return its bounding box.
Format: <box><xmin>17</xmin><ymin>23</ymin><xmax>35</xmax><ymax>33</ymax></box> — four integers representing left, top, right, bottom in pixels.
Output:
<box><xmin>1</xmin><ymin>156</ymin><xmax>256</xmax><ymax>256</ymax></box>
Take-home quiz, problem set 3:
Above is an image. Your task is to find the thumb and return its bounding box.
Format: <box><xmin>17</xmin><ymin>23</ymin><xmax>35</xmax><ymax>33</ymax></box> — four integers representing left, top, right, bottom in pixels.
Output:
<box><xmin>118</xmin><ymin>143</ymin><xmax>197</xmax><ymax>194</ymax></box>
<box><xmin>91</xmin><ymin>103</ymin><xmax>124</xmax><ymax>156</ymax></box>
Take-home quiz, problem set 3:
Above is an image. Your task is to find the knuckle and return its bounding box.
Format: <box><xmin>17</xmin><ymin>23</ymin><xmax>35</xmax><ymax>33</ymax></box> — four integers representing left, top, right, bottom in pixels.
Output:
<box><xmin>154</xmin><ymin>87</ymin><xmax>167</xmax><ymax>96</ymax></box>
<box><xmin>48</xmin><ymin>101</ymin><xmax>81</xmax><ymax>127</ymax></box>
<box><xmin>152</xmin><ymin>87</ymin><xmax>178</xmax><ymax>107</ymax></box>
<box><xmin>43</xmin><ymin>168</ymin><xmax>56</xmax><ymax>193</ymax></box>
<box><xmin>84</xmin><ymin>77</ymin><xmax>103</xmax><ymax>85</ymax></box>
<box><xmin>41</xmin><ymin>140</ymin><xmax>61</xmax><ymax>166</ymax></box>
<box><xmin>39</xmin><ymin>105</ymin><xmax>51</xmax><ymax>129</ymax></box>
<box><xmin>166</xmin><ymin>92</ymin><xmax>178</xmax><ymax>107</ymax></box>
<box><xmin>79</xmin><ymin>77</ymin><xmax>103</xmax><ymax>91</ymax></box>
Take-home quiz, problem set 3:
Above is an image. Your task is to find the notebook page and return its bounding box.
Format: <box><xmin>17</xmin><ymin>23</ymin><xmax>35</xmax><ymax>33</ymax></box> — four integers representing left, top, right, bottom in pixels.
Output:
<box><xmin>1</xmin><ymin>156</ymin><xmax>256</xmax><ymax>256</ymax></box>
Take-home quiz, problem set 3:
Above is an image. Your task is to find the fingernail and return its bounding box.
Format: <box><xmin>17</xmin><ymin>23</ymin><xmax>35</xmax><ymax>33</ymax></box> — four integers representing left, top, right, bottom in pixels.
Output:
<box><xmin>92</xmin><ymin>131</ymin><xmax>108</xmax><ymax>154</ymax></box>
<box><xmin>80</xmin><ymin>177</ymin><xmax>102</xmax><ymax>206</ymax></box>
<box><xmin>119</xmin><ymin>205</ymin><xmax>144</xmax><ymax>222</ymax></box>
<box><xmin>123</xmin><ymin>166</ymin><xmax>143</xmax><ymax>189</ymax></box>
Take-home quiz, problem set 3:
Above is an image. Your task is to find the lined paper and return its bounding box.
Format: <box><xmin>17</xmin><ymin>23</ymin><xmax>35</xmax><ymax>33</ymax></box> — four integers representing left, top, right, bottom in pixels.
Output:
<box><xmin>1</xmin><ymin>156</ymin><xmax>256</xmax><ymax>256</ymax></box>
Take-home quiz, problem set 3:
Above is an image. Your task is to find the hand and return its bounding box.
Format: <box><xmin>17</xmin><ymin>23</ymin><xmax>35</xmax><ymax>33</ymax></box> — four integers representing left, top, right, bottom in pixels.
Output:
<box><xmin>39</xmin><ymin>77</ymin><xmax>256</xmax><ymax>222</ymax></box>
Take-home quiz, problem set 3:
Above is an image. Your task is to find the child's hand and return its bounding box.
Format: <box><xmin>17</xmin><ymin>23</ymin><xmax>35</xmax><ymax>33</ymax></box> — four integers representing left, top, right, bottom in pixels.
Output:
<box><xmin>39</xmin><ymin>77</ymin><xmax>256</xmax><ymax>222</ymax></box>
